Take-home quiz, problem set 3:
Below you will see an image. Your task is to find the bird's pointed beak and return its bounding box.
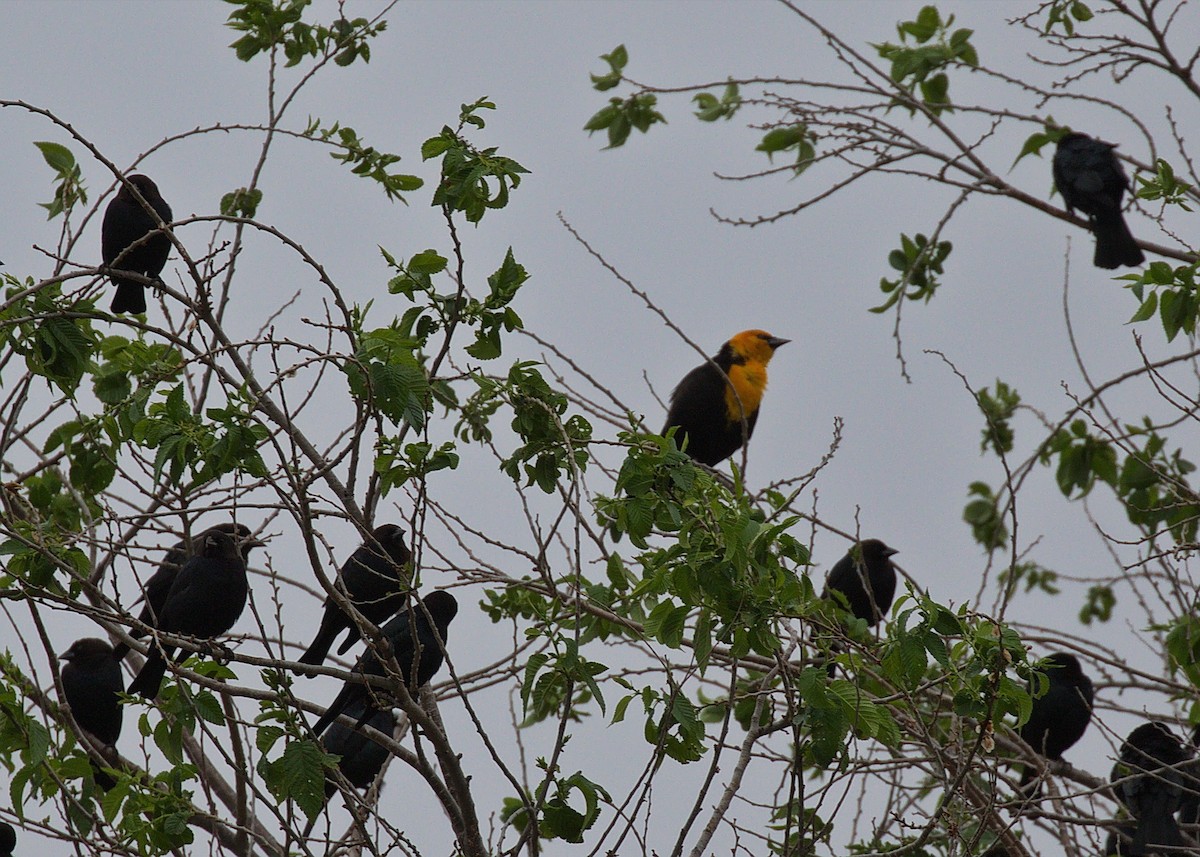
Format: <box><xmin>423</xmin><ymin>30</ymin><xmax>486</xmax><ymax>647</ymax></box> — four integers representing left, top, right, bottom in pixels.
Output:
<box><xmin>767</xmin><ymin>337</ymin><xmax>790</xmax><ymax>350</ymax></box>
<box><xmin>885</xmin><ymin>547</ymin><xmax>899</xmax><ymax>558</ymax></box>
<box><xmin>59</xmin><ymin>649</ymin><xmax>73</xmax><ymax>661</ymax></box>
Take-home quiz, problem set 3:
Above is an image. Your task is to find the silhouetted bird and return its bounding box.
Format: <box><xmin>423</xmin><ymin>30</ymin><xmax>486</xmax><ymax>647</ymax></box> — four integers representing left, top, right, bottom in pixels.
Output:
<box><xmin>0</xmin><ymin>820</ymin><xmax>14</xmax><ymax>857</ymax></box>
<box><xmin>114</xmin><ymin>523</ymin><xmax>264</xmax><ymax>660</ymax></box>
<box><xmin>312</xmin><ymin>590</ymin><xmax>457</xmax><ymax>736</ymax></box>
<box><xmin>60</xmin><ymin>638</ymin><xmax>124</xmax><ymax>787</ymax></box>
<box><xmin>102</xmin><ymin>174</ymin><xmax>173</xmax><ymax>314</ymax></box>
<box><xmin>127</xmin><ymin>529</ymin><xmax>250</xmax><ymax>698</ymax></box>
<box><xmin>822</xmin><ymin>539</ymin><xmax>898</xmax><ymax>627</ymax></box>
<box><xmin>1053</xmin><ymin>132</ymin><xmax>1145</xmax><ymax>269</ymax></box>
<box><xmin>1111</xmin><ymin>721</ymin><xmax>1190</xmax><ymax>855</ymax></box>
<box><xmin>662</xmin><ymin>330</ymin><xmax>789</xmax><ymax>467</ymax></box>
<box><xmin>298</xmin><ymin>524</ymin><xmax>412</xmax><ymax>670</ymax></box>
<box><xmin>1017</xmin><ymin>652</ymin><xmax>1094</xmax><ymax>795</ymax></box>
<box><xmin>819</xmin><ymin>539</ymin><xmax>899</xmax><ymax>677</ymax></box>
<box><xmin>322</xmin><ymin>699</ymin><xmax>396</xmax><ymax>799</ymax></box>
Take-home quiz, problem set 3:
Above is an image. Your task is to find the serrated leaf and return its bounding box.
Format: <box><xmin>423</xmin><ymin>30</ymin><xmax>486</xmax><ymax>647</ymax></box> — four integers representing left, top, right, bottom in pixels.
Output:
<box><xmin>35</xmin><ymin>141</ymin><xmax>76</xmax><ymax>172</ymax></box>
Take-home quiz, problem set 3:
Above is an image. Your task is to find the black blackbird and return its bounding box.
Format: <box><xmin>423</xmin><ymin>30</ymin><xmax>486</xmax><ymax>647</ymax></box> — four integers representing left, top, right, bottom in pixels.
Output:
<box><xmin>0</xmin><ymin>821</ymin><xmax>13</xmax><ymax>857</ymax></box>
<box><xmin>60</xmin><ymin>637</ymin><xmax>124</xmax><ymax>789</ymax></box>
<box><xmin>127</xmin><ymin>529</ymin><xmax>250</xmax><ymax>698</ymax></box>
<box><xmin>1111</xmin><ymin>721</ymin><xmax>1190</xmax><ymax>855</ymax></box>
<box><xmin>1017</xmin><ymin>652</ymin><xmax>1094</xmax><ymax>793</ymax></box>
<box><xmin>298</xmin><ymin>524</ymin><xmax>412</xmax><ymax>669</ymax></box>
<box><xmin>312</xmin><ymin>590</ymin><xmax>457</xmax><ymax>736</ymax></box>
<box><xmin>101</xmin><ymin>174</ymin><xmax>173</xmax><ymax>314</ymax></box>
<box><xmin>322</xmin><ymin>699</ymin><xmax>396</xmax><ymax>798</ymax></box>
<box><xmin>662</xmin><ymin>330</ymin><xmax>789</xmax><ymax>467</ymax></box>
<box><xmin>1053</xmin><ymin>132</ymin><xmax>1145</xmax><ymax>269</ymax></box>
<box><xmin>821</xmin><ymin>539</ymin><xmax>899</xmax><ymax>627</ymax></box>
<box><xmin>114</xmin><ymin>523</ymin><xmax>264</xmax><ymax>660</ymax></box>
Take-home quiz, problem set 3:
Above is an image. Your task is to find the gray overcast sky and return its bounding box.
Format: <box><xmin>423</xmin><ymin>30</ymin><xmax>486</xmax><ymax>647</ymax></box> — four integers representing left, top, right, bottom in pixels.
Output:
<box><xmin>2</xmin><ymin>1</ymin><xmax>1195</xmax><ymax>855</ymax></box>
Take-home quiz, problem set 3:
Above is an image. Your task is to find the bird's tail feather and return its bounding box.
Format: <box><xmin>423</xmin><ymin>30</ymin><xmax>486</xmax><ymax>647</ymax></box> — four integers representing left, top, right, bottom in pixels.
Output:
<box><xmin>110</xmin><ymin>282</ymin><xmax>147</xmax><ymax>315</ymax></box>
<box><xmin>1131</xmin><ymin>812</ymin><xmax>1184</xmax><ymax>853</ymax></box>
<box><xmin>298</xmin><ymin>622</ymin><xmax>341</xmax><ymax>670</ymax></box>
<box><xmin>1093</xmin><ymin>210</ymin><xmax>1145</xmax><ymax>269</ymax></box>
<box><xmin>127</xmin><ymin>649</ymin><xmax>170</xmax><ymax>698</ymax></box>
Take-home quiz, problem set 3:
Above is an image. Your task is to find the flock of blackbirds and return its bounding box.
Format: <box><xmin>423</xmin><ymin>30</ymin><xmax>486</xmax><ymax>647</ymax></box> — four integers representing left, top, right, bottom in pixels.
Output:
<box><xmin>647</xmin><ymin>133</ymin><xmax>1174</xmax><ymax>855</ymax></box>
<box><xmin>658</xmin><ymin>327</ymin><xmax>1187</xmax><ymax>856</ymax></box>
<box><xmin>19</xmin><ymin>130</ymin><xmax>1150</xmax><ymax>852</ymax></box>
<box><xmin>51</xmin><ymin>521</ymin><xmax>457</xmax><ymax>832</ymax></box>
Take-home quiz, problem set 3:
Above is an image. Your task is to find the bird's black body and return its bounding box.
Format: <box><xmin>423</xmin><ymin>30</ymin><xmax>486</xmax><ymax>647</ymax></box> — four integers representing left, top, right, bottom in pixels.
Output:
<box><xmin>298</xmin><ymin>524</ymin><xmax>412</xmax><ymax>669</ymax></box>
<box><xmin>127</xmin><ymin>530</ymin><xmax>250</xmax><ymax>698</ymax></box>
<box><xmin>60</xmin><ymin>637</ymin><xmax>124</xmax><ymax>788</ymax></box>
<box><xmin>662</xmin><ymin>330</ymin><xmax>789</xmax><ymax>467</ymax></box>
<box><xmin>1103</xmin><ymin>821</ymin><xmax>1140</xmax><ymax>856</ymax></box>
<box><xmin>821</xmin><ymin>539</ymin><xmax>898</xmax><ymax>626</ymax></box>
<box><xmin>312</xmin><ymin>590</ymin><xmax>457</xmax><ymax>736</ymax></box>
<box><xmin>322</xmin><ymin>699</ymin><xmax>396</xmax><ymax>798</ymax></box>
<box><xmin>60</xmin><ymin>638</ymin><xmax>124</xmax><ymax>744</ymax></box>
<box><xmin>114</xmin><ymin>522</ymin><xmax>262</xmax><ymax>660</ymax></box>
<box><xmin>101</xmin><ymin>174</ymin><xmax>173</xmax><ymax>314</ymax></box>
<box><xmin>665</xmin><ymin>348</ymin><xmax>753</xmax><ymax>467</ymax></box>
<box><xmin>1111</xmin><ymin>721</ymin><xmax>1189</xmax><ymax>855</ymax></box>
<box><xmin>0</xmin><ymin>820</ymin><xmax>14</xmax><ymax>857</ymax></box>
<box><xmin>1017</xmin><ymin>652</ymin><xmax>1094</xmax><ymax>792</ymax></box>
<box><xmin>1053</xmin><ymin>132</ymin><xmax>1144</xmax><ymax>269</ymax></box>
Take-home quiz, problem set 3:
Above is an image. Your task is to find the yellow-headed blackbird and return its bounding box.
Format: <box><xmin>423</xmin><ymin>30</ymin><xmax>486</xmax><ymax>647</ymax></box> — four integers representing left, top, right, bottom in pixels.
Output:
<box><xmin>101</xmin><ymin>174</ymin><xmax>173</xmax><ymax>314</ymax></box>
<box><xmin>1053</xmin><ymin>132</ymin><xmax>1144</xmax><ymax>269</ymax></box>
<box><xmin>662</xmin><ymin>329</ymin><xmax>789</xmax><ymax>466</ymax></box>
<box><xmin>1017</xmin><ymin>652</ymin><xmax>1093</xmax><ymax>794</ymax></box>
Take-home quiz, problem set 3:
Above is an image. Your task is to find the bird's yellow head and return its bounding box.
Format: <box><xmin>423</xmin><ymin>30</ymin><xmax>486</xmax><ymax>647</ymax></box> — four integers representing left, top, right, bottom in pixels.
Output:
<box><xmin>727</xmin><ymin>330</ymin><xmax>790</xmax><ymax>366</ymax></box>
<box><xmin>719</xmin><ymin>330</ymin><xmax>789</xmax><ymax>425</ymax></box>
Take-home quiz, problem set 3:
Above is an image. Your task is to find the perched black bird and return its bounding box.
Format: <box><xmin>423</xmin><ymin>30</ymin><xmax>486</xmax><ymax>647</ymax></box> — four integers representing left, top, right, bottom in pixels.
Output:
<box><xmin>60</xmin><ymin>637</ymin><xmax>124</xmax><ymax>789</ymax></box>
<box><xmin>1017</xmin><ymin>652</ymin><xmax>1094</xmax><ymax>794</ymax></box>
<box><xmin>127</xmin><ymin>529</ymin><xmax>250</xmax><ymax>698</ymax></box>
<box><xmin>819</xmin><ymin>539</ymin><xmax>899</xmax><ymax>677</ymax></box>
<box><xmin>662</xmin><ymin>330</ymin><xmax>789</xmax><ymax>467</ymax></box>
<box><xmin>312</xmin><ymin>590</ymin><xmax>458</xmax><ymax>736</ymax></box>
<box><xmin>0</xmin><ymin>820</ymin><xmax>14</xmax><ymax>857</ymax></box>
<box><xmin>114</xmin><ymin>523</ymin><xmax>264</xmax><ymax>660</ymax></box>
<box><xmin>1053</xmin><ymin>132</ymin><xmax>1145</xmax><ymax>269</ymax></box>
<box><xmin>1111</xmin><ymin>721</ymin><xmax>1190</xmax><ymax>855</ymax></box>
<box><xmin>101</xmin><ymin>174</ymin><xmax>173</xmax><ymax>314</ymax></box>
<box><xmin>298</xmin><ymin>524</ymin><xmax>412</xmax><ymax>670</ymax></box>
<box><xmin>322</xmin><ymin>699</ymin><xmax>396</xmax><ymax>799</ymax></box>
<box><xmin>822</xmin><ymin>539</ymin><xmax>898</xmax><ymax>627</ymax></box>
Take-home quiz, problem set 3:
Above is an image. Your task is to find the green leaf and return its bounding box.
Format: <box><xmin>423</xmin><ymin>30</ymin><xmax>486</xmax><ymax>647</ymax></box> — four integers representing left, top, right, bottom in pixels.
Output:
<box><xmin>34</xmin><ymin>141</ymin><xmax>76</xmax><ymax>172</ymax></box>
